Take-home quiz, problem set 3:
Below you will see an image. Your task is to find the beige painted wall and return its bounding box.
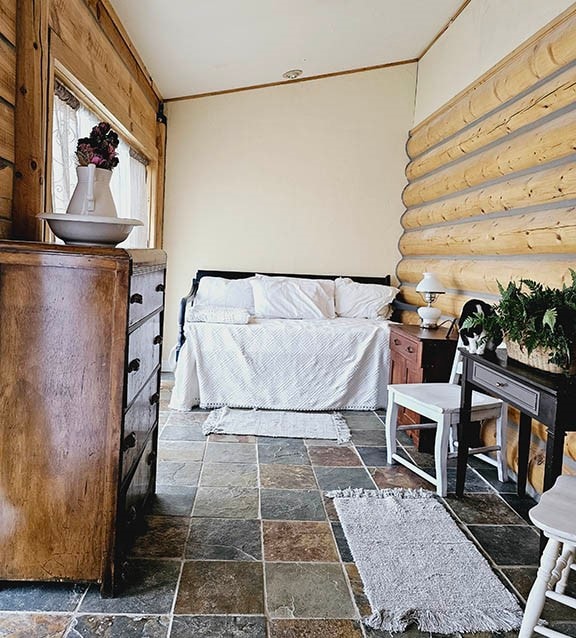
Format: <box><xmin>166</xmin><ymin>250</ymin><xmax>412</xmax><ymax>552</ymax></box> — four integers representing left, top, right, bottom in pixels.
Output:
<box><xmin>414</xmin><ymin>0</ymin><xmax>574</xmax><ymax>124</ymax></box>
<box><xmin>163</xmin><ymin>64</ymin><xmax>417</xmax><ymax>358</ymax></box>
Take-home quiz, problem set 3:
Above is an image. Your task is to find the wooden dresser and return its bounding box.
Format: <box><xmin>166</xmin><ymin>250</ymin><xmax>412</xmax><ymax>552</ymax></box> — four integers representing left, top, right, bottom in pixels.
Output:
<box><xmin>0</xmin><ymin>241</ymin><xmax>166</xmax><ymax>596</ymax></box>
<box><xmin>389</xmin><ymin>324</ymin><xmax>458</xmax><ymax>450</ymax></box>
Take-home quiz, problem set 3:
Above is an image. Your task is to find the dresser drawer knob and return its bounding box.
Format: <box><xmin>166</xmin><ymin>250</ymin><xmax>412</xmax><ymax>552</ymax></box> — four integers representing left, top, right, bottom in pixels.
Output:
<box><xmin>155</xmin><ymin>283</ymin><xmax>165</xmax><ymax>293</ymax></box>
<box><xmin>153</xmin><ymin>335</ymin><xmax>163</xmax><ymax>345</ymax></box>
<box><xmin>130</xmin><ymin>293</ymin><xmax>143</xmax><ymax>304</ymax></box>
<box><xmin>393</xmin><ymin>338</ymin><xmax>401</xmax><ymax>345</ymax></box>
<box><xmin>406</xmin><ymin>346</ymin><xmax>415</xmax><ymax>353</ymax></box>
<box><xmin>496</xmin><ymin>381</ymin><xmax>508</xmax><ymax>387</ymax></box>
<box><xmin>127</xmin><ymin>358</ymin><xmax>141</xmax><ymax>373</ymax></box>
<box><xmin>147</xmin><ymin>451</ymin><xmax>157</xmax><ymax>465</ymax></box>
<box><xmin>149</xmin><ymin>392</ymin><xmax>160</xmax><ymax>405</ymax></box>
<box><xmin>122</xmin><ymin>431</ymin><xmax>137</xmax><ymax>451</ymax></box>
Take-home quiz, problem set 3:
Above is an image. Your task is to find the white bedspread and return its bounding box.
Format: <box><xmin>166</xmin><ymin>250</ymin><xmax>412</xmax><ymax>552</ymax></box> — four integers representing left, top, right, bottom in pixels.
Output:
<box><xmin>169</xmin><ymin>317</ymin><xmax>392</xmax><ymax>411</ymax></box>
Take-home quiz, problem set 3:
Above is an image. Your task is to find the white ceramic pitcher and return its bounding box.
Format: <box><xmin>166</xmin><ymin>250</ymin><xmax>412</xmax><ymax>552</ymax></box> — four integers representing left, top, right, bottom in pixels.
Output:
<box><xmin>66</xmin><ymin>164</ymin><xmax>118</xmax><ymax>217</ymax></box>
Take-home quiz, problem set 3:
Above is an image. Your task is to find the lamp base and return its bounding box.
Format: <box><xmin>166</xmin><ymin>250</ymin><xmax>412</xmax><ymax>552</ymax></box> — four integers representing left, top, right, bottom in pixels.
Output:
<box><xmin>418</xmin><ymin>305</ymin><xmax>441</xmax><ymax>329</ymax></box>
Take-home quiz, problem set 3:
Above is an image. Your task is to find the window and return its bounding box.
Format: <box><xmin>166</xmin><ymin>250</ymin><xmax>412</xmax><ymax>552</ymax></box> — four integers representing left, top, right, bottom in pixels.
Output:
<box><xmin>51</xmin><ymin>80</ymin><xmax>149</xmax><ymax>248</ymax></box>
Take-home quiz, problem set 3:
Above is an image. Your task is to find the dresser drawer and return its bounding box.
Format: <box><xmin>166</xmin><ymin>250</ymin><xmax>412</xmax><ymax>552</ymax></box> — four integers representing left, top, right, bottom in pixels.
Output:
<box><xmin>472</xmin><ymin>361</ymin><xmax>540</xmax><ymax>414</ymax></box>
<box><xmin>390</xmin><ymin>330</ymin><xmax>421</xmax><ymax>364</ymax></box>
<box><xmin>121</xmin><ymin>372</ymin><xmax>160</xmax><ymax>483</ymax></box>
<box><xmin>123</xmin><ymin>436</ymin><xmax>156</xmax><ymax>534</ymax></box>
<box><xmin>128</xmin><ymin>270</ymin><xmax>165</xmax><ymax>326</ymax></box>
<box><xmin>126</xmin><ymin>314</ymin><xmax>162</xmax><ymax>406</ymax></box>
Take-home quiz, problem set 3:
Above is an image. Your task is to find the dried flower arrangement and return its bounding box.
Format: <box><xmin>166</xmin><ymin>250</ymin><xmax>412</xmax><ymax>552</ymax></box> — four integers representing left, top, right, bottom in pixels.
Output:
<box><xmin>76</xmin><ymin>122</ymin><xmax>120</xmax><ymax>170</ymax></box>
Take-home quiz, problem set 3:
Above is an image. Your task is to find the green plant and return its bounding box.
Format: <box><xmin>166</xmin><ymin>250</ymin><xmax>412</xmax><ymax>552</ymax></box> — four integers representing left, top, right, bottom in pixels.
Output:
<box><xmin>462</xmin><ymin>269</ymin><xmax>576</xmax><ymax>371</ymax></box>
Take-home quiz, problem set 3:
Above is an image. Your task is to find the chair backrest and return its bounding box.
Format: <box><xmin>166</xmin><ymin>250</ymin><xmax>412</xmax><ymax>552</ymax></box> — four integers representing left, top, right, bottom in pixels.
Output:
<box><xmin>448</xmin><ymin>338</ymin><xmax>465</xmax><ymax>385</ymax></box>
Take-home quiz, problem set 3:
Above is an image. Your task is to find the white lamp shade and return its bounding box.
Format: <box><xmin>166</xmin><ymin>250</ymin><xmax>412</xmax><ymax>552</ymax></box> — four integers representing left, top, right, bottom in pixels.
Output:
<box><xmin>416</xmin><ymin>272</ymin><xmax>445</xmax><ymax>294</ymax></box>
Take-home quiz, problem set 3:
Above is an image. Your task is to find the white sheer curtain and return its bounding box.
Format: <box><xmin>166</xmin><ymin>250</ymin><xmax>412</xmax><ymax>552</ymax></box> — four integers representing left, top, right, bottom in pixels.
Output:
<box><xmin>51</xmin><ymin>87</ymin><xmax>150</xmax><ymax>248</ymax></box>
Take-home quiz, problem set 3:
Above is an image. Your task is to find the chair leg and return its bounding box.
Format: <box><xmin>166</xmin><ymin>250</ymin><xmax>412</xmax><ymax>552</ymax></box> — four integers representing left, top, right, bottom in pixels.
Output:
<box><xmin>434</xmin><ymin>415</ymin><xmax>451</xmax><ymax>497</ymax></box>
<box><xmin>519</xmin><ymin>538</ymin><xmax>561</xmax><ymax>638</ymax></box>
<box><xmin>495</xmin><ymin>404</ymin><xmax>508</xmax><ymax>483</ymax></box>
<box><xmin>553</xmin><ymin>544</ymin><xmax>575</xmax><ymax>594</ymax></box>
<box><xmin>385</xmin><ymin>395</ymin><xmax>399</xmax><ymax>465</ymax></box>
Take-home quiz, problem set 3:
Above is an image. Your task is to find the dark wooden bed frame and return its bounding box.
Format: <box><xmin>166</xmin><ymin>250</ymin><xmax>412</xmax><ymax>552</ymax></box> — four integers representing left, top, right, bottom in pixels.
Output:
<box><xmin>176</xmin><ymin>269</ymin><xmax>391</xmax><ymax>360</ymax></box>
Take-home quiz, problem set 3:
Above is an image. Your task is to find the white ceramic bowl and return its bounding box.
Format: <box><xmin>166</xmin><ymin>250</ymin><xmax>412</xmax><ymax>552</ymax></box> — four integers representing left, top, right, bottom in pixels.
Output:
<box><xmin>38</xmin><ymin>214</ymin><xmax>143</xmax><ymax>247</ymax></box>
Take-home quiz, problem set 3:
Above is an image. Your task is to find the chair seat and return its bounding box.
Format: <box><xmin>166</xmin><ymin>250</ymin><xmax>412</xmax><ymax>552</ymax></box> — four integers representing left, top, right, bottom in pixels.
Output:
<box><xmin>529</xmin><ymin>476</ymin><xmax>576</xmax><ymax>543</ymax></box>
<box><xmin>388</xmin><ymin>382</ymin><xmax>503</xmax><ymax>413</ymax></box>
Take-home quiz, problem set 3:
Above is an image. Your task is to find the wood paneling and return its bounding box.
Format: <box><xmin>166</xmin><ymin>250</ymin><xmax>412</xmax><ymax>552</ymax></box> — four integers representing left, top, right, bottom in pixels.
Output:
<box><xmin>0</xmin><ymin>218</ymin><xmax>11</xmax><ymax>239</ymax></box>
<box><xmin>0</xmin><ymin>162</ymin><xmax>13</xmax><ymax>217</ymax></box>
<box><xmin>49</xmin><ymin>0</ymin><xmax>158</xmax><ymax>157</ymax></box>
<box><xmin>398</xmin><ymin>5</ymin><xmax>576</xmax><ymax>494</ymax></box>
<box><xmin>0</xmin><ymin>0</ymin><xmax>16</xmax><ymax>44</ymax></box>
<box><xmin>407</xmin><ymin>7</ymin><xmax>576</xmax><ymax>158</ymax></box>
<box><xmin>403</xmin><ymin>160</ymin><xmax>576</xmax><ymax>229</ymax></box>
<box><xmin>0</xmin><ymin>39</ymin><xmax>16</xmax><ymax>106</ymax></box>
<box><xmin>0</xmin><ymin>103</ymin><xmax>14</xmax><ymax>164</ymax></box>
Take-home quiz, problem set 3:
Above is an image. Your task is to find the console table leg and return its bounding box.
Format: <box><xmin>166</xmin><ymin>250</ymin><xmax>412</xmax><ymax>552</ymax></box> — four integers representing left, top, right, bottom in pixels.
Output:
<box><xmin>517</xmin><ymin>412</ymin><xmax>531</xmax><ymax>497</ymax></box>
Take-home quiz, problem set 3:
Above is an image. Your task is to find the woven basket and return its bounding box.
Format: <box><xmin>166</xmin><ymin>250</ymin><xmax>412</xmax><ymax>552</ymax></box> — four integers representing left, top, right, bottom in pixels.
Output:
<box><xmin>505</xmin><ymin>340</ymin><xmax>576</xmax><ymax>375</ymax></box>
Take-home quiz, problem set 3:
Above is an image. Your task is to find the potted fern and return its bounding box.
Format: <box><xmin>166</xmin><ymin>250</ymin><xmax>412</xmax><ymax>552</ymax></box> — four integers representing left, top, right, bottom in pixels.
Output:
<box><xmin>462</xmin><ymin>270</ymin><xmax>576</xmax><ymax>374</ymax></box>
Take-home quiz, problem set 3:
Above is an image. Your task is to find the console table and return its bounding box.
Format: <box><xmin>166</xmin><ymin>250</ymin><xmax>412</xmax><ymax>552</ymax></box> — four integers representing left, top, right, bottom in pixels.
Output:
<box><xmin>457</xmin><ymin>349</ymin><xmax>576</xmax><ymax>498</ymax></box>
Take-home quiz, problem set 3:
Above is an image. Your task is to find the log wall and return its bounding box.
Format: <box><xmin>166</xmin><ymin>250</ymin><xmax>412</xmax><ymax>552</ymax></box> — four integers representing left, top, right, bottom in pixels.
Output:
<box><xmin>399</xmin><ymin>5</ymin><xmax>576</xmax><ymax>491</ymax></box>
<box><xmin>12</xmin><ymin>0</ymin><xmax>166</xmax><ymax>243</ymax></box>
<box><xmin>0</xmin><ymin>0</ymin><xmax>16</xmax><ymax>238</ymax></box>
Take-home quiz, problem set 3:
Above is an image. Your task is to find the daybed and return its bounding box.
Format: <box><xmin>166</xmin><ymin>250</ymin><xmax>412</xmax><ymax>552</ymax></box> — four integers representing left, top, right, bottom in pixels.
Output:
<box><xmin>169</xmin><ymin>270</ymin><xmax>398</xmax><ymax>412</ymax></box>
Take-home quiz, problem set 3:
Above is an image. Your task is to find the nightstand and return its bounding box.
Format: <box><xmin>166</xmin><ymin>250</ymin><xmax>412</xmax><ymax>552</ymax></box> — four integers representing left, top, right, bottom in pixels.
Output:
<box><xmin>389</xmin><ymin>324</ymin><xmax>458</xmax><ymax>451</ymax></box>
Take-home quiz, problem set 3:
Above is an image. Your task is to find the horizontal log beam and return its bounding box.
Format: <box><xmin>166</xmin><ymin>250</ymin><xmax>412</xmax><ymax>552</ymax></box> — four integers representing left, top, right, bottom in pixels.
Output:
<box><xmin>0</xmin><ymin>38</ymin><xmax>16</xmax><ymax>106</ymax></box>
<box><xmin>0</xmin><ymin>102</ymin><xmax>14</xmax><ymax>163</ymax></box>
<box><xmin>407</xmin><ymin>66</ymin><xmax>576</xmax><ymax>181</ymax></box>
<box><xmin>403</xmin><ymin>160</ymin><xmax>576</xmax><ymax>230</ymax></box>
<box><xmin>399</xmin><ymin>207</ymin><xmax>576</xmax><ymax>256</ymax></box>
<box><xmin>403</xmin><ymin>109</ymin><xmax>576</xmax><ymax>208</ymax></box>
<box><xmin>400</xmin><ymin>287</ymin><xmax>493</xmax><ymax>318</ymax></box>
<box><xmin>49</xmin><ymin>0</ymin><xmax>158</xmax><ymax>157</ymax></box>
<box><xmin>0</xmin><ymin>0</ymin><xmax>16</xmax><ymax>45</ymax></box>
<box><xmin>407</xmin><ymin>7</ymin><xmax>576</xmax><ymax>158</ymax></box>
<box><xmin>397</xmin><ymin>258</ymin><xmax>575</xmax><ymax>295</ymax></box>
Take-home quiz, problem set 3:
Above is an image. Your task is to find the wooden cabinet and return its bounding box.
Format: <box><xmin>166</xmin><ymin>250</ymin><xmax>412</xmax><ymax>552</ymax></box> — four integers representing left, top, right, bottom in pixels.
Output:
<box><xmin>0</xmin><ymin>241</ymin><xmax>166</xmax><ymax>596</ymax></box>
<box><xmin>389</xmin><ymin>324</ymin><xmax>457</xmax><ymax>450</ymax></box>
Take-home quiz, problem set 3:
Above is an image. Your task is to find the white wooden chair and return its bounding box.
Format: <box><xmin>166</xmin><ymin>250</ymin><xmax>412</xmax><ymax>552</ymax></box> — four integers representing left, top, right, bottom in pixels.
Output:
<box><xmin>519</xmin><ymin>475</ymin><xmax>576</xmax><ymax>638</ymax></box>
<box><xmin>385</xmin><ymin>342</ymin><xmax>508</xmax><ymax>496</ymax></box>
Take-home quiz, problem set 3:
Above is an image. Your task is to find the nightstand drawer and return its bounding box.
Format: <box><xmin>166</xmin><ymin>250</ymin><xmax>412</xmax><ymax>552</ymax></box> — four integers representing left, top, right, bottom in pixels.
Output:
<box><xmin>390</xmin><ymin>331</ymin><xmax>421</xmax><ymax>363</ymax></box>
<box><xmin>472</xmin><ymin>361</ymin><xmax>539</xmax><ymax>414</ymax></box>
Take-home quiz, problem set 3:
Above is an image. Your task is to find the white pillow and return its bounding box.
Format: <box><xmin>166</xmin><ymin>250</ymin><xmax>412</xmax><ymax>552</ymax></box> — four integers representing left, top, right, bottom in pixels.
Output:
<box><xmin>335</xmin><ymin>277</ymin><xmax>398</xmax><ymax>319</ymax></box>
<box><xmin>194</xmin><ymin>276</ymin><xmax>254</xmax><ymax>313</ymax></box>
<box><xmin>251</xmin><ymin>275</ymin><xmax>336</xmax><ymax>319</ymax></box>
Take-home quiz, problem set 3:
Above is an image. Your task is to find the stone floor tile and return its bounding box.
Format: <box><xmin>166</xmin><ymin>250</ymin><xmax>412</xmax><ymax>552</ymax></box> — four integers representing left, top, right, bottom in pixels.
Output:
<box><xmin>314</xmin><ymin>467</ymin><xmax>375</xmax><ymax>491</ymax></box>
<box><xmin>370</xmin><ymin>466</ymin><xmax>431</xmax><ymax>490</ymax></box>
<box><xmin>307</xmin><ymin>446</ymin><xmax>362</xmax><ymax>467</ymax></box>
<box><xmin>156</xmin><ymin>461</ymin><xmax>202</xmax><ymax>486</ymax></box>
<box><xmin>323</xmin><ymin>495</ymin><xmax>340</xmax><ymax>521</ymax></box>
<box><xmin>68</xmin><ymin>615</ymin><xmax>169</xmax><ymax>637</ymax></box>
<box><xmin>166</xmin><ymin>411</ymin><xmax>209</xmax><ymax>426</ymax></box>
<box><xmin>444</xmin><ymin>494</ymin><xmax>527</xmax><ymax>525</ymax></box>
<box><xmin>158</xmin><ymin>440</ymin><xmax>205</xmax><ymax>462</ymax></box>
<box><xmin>193</xmin><ymin>487</ymin><xmax>260</xmax><ymax>518</ymax></box>
<box><xmin>263</xmin><ymin>521</ymin><xmax>339</xmax><ymax>562</ymax></box>
<box><xmin>130</xmin><ymin>516</ymin><xmax>190</xmax><ymax>558</ymax></box>
<box><xmin>160</xmin><ymin>424</ymin><xmax>206</xmax><ymax>441</ymax></box>
<box><xmin>0</xmin><ymin>613</ymin><xmax>72</xmax><ymax>637</ymax></box>
<box><xmin>186</xmin><ymin>518</ymin><xmax>262</xmax><ymax>561</ymax></box>
<box><xmin>147</xmin><ymin>486</ymin><xmax>197</xmax><ymax>517</ymax></box>
<box><xmin>265</xmin><ymin>563</ymin><xmax>357</xmax><ymax>619</ymax></box>
<box><xmin>446</xmin><ymin>468</ymin><xmax>493</xmax><ymax>494</ymax></box>
<box><xmin>356</xmin><ymin>446</ymin><xmax>388</xmax><ymax>467</ymax></box>
<box><xmin>175</xmin><ymin>561</ymin><xmax>264</xmax><ymax>614</ymax></box>
<box><xmin>305</xmin><ymin>438</ymin><xmax>353</xmax><ymax>447</ymax></box>
<box><xmin>344</xmin><ymin>414</ymin><xmax>384</xmax><ymax>431</ymax></box>
<box><xmin>331</xmin><ymin>522</ymin><xmax>354</xmax><ymax>562</ymax></box>
<box><xmin>344</xmin><ymin>563</ymin><xmax>371</xmax><ymax>617</ymax></box>
<box><xmin>469</xmin><ymin>524</ymin><xmax>540</xmax><ymax>566</ymax></box>
<box><xmin>500</xmin><ymin>494</ymin><xmax>538</xmax><ymax>523</ymax></box>
<box><xmin>80</xmin><ymin>559</ymin><xmax>180</xmax><ymax>615</ymax></box>
<box><xmin>204</xmin><ymin>442</ymin><xmax>257</xmax><ymax>464</ymax></box>
<box><xmin>256</xmin><ymin>437</ymin><xmax>306</xmax><ymax>447</ymax></box>
<box><xmin>170</xmin><ymin>615</ymin><xmax>267</xmax><ymax>637</ymax></box>
<box><xmin>258</xmin><ymin>441</ymin><xmax>310</xmax><ymax>465</ymax></box>
<box><xmin>0</xmin><ymin>582</ymin><xmax>86</xmax><ymax>612</ymax></box>
<box><xmin>208</xmin><ymin>433</ymin><xmax>257</xmax><ymax>443</ymax></box>
<box><xmin>260</xmin><ymin>464</ymin><xmax>317</xmax><ymax>489</ymax></box>
<box><xmin>200</xmin><ymin>462</ymin><xmax>258</xmax><ymax>488</ymax></box>
<box><xmin>269</xmin><ymin>619</ymin><xmax>364</xmax><ymax>637</ymax></box>
<box><xmin>350</xmin><ymin>430</ymin><xmax>387</xmax><ymax>447</ymax></box>
<box><xmin>473</xmin><ymin>467</ymin><xmax>518</xmax><ymax>494</ymax></box>
<box><xmin>261</xmin><ymin>489</ymin><xmax>326</xmax><ymax>521</ymax></box>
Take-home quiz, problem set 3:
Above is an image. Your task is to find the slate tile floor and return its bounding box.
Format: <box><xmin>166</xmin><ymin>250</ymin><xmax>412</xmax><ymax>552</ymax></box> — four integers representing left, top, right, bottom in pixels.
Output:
<box><xmin>1</xmin><ymin>381</ymin><xmax>573</xmax><ymax>637</ymax></box>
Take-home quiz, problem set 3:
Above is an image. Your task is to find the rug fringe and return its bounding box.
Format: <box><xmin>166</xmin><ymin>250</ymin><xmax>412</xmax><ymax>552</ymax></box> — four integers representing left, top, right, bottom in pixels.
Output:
<box><xmin>201</xmin><ymin>406</ymin><xmax>229</xmax><ymax>435</ymax></box>
<box><xmin>365</xmin><ymin>607</ymin><xmax>524</xmax><ymax>633</ymax></box>
<box><xmin>326</xmin><ymin>487</ymin><xmax>434</xmax><ymax>499</ymax></box>
<box><xmin>332</xmin><ymin>412</ymin><xmax>351</xmax><ymax>444</ymax></box>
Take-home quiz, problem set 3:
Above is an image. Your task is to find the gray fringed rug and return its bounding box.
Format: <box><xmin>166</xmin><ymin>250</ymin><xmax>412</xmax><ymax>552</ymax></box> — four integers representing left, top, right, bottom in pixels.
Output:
<box><xmin>327</xmin><ymin>488</ymin><xmax>523</xmax><ymax>633</ymax></box>
<box><xmin>203</xmin><ymin>407</ymin><xmax>351</xmax><ymax>443</ymax></box>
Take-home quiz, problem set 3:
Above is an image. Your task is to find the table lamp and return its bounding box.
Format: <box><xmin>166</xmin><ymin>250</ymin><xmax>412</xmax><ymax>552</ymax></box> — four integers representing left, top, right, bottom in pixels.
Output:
<box><xmin>416</xmin><ymin>272</ymin><xmax>445</xmax><ymax>329</ymax></box>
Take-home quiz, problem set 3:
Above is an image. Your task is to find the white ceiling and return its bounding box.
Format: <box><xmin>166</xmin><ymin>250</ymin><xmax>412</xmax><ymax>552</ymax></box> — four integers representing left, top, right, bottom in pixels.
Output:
<box><xmin>110</xmin><ymin>0</ymin><xmax>464</xmax><ymax>99</ymax></box>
